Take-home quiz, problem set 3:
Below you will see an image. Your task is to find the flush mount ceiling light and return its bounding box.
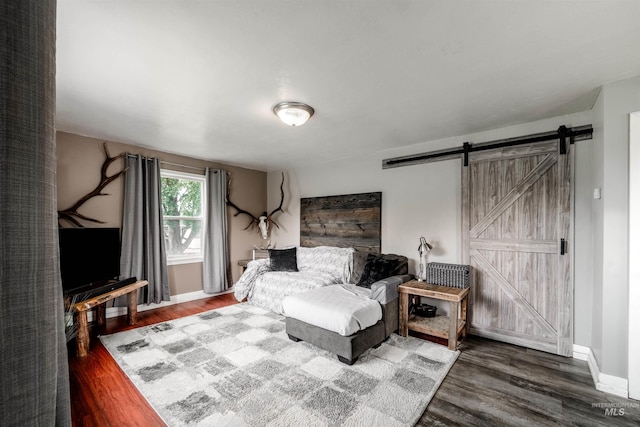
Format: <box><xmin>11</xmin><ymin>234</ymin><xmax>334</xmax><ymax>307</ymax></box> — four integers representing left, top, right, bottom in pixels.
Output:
<box><xmin>273</xmin><ymin>102</ymin><xmax>314</xmax><ymax>127</ymax></box>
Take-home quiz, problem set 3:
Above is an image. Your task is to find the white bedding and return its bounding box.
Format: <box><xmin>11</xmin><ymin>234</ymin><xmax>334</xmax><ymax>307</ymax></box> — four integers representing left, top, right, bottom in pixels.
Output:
<box><xmin>282</xmin><ymin>284</ymin><xmax>382</xmax><ymax>336</ymax></box>
<box><xmin>233</xmin><ymin>246</ymin><xmax>354</xmax><ymax>314</ymax></box>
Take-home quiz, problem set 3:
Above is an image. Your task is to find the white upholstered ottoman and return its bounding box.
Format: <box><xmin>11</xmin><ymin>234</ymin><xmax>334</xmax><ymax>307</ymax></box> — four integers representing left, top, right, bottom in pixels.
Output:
<box><xmin>282</xmin><ymin>284</ymin><xmax>390</xmax><ymax>365</ymax></box>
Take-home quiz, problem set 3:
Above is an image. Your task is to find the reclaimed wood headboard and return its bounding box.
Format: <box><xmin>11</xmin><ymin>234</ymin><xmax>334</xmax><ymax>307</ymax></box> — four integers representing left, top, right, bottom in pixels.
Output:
<box><xmin>299</xmin><ymin>192</ymin><xmax>381</xmax><ymax>253</ymax></box>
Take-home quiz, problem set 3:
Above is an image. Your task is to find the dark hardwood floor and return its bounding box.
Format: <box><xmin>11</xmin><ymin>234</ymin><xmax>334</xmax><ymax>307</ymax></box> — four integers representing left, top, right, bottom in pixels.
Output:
<box><xmin>68</xmin><ymin>293</ymin><xmax>640</xmax><ymax>426</ymax></box>
<box><xmin>68</xmin><ymin>293</ymin><xmax>237</xmax><ymax>427</ymax></box>
<box><xmin>418</xmin><ymin>336</ymin><xmax>640</xmax><ymax>426</ymax></box>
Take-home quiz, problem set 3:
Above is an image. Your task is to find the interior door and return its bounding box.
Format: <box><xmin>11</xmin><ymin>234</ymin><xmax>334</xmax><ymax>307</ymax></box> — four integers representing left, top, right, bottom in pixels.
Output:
<box><xmin>461</xmin><ymin>140</ymin><xmax>573</xmax><ymax>356</ymax></box>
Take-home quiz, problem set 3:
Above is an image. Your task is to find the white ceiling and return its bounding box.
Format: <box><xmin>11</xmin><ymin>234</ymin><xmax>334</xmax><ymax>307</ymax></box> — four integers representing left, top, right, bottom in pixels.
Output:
<box><xmin>56</xmin><ymin>1</ymin><xmax>640</xmax><ymax>172</ymax></box>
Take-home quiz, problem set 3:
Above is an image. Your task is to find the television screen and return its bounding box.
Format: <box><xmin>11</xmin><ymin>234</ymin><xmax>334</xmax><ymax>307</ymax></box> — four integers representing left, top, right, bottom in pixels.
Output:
<box><xmin>58</xmin><ymin>227</ymin><xmax>121</xmax><ymax>294</ymax></box>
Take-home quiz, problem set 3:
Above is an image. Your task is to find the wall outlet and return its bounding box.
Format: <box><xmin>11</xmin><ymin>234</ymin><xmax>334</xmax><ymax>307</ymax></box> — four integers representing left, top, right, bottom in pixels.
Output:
<box><xmin>593</xmin><ymin>188</ymin><xmax>602</xmax><ymax>199</ymax></box>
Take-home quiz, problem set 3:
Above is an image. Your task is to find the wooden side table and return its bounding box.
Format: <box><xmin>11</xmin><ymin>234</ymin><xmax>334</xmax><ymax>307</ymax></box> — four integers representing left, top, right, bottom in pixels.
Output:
<box><xmin>238</xmin><ymin>259</ymin><xmax>252</xmax><ymax>273</ymax></box>
<box><xmin>73</xmin><ymin>280</ymin><xmax>148</xmax><ymax>357</ymax></box>
<box><xmin>398</xmin><ymin>280</ymin><xmax>469</xmax><ymax>350</ymax></box>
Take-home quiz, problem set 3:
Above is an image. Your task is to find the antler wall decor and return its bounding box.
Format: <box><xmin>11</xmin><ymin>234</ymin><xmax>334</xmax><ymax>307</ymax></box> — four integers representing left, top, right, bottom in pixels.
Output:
<box><xmin>227</xmin><ymin>172</ymin><xmax>285</xmax><ymax>240</ymax></box>
<box><xmin>58</xmin><ymin>143</ymin><xmax>127</xmax><ymax>227</ymax></box>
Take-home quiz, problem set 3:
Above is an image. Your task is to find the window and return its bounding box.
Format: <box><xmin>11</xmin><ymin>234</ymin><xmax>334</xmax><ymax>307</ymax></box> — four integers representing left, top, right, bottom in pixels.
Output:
<box><xmin>161</xmin><ymin>170</ymin><xmax>206</xmax><ymax>264</ymax></box>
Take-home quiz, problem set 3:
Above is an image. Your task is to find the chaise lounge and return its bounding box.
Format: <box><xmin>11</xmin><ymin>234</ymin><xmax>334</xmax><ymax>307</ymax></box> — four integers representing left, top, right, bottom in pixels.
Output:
<box><xmin>284</xmin><ymin>274</ymin><xmax>411</xmax><ymax>365</ymax></box>
<box><xmin>283</xmin><ymin>251</ymin><xmax>411</xmax><ymax>365</ymax></box>
<box><xmin>235</xmin><ymin>245</ymin><xmax>410</xmax><ymax>364</ymax></box>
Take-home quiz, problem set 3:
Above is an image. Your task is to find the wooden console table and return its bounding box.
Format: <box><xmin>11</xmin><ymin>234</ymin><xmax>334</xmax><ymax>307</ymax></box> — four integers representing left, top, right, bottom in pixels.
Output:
<box><xmin>398</xmin><ymin>280</ymin><xmax>469</xmax><ymax>350</ymax></box>
<box><xmin>73</xmin><ymin>280</ymin><xmax>148</xmax><ymax>357</ymax></box>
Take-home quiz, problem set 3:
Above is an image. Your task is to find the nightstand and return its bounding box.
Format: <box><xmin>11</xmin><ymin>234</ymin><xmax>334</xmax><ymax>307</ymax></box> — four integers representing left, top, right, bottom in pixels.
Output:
<box><xmin>398</xmin><ymin>280</ymin><xmax>469</xmax><ymax>350</ymax></box>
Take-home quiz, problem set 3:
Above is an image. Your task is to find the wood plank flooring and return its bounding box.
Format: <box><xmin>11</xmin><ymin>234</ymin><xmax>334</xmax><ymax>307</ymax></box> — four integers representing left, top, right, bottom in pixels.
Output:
<box><xmin>67</xmin><ymin>294</ymin><xmax>237</xmax><ymax>427</ymax></box>
<box><xmin>68</xmin><ymin>294</ymin><xmax>640</xmax><ymax>426</ymax></box>
<box><xmin>418</xmin><ymin>335</ymin><xmax>640</xmax><ymax>426</ymax></box>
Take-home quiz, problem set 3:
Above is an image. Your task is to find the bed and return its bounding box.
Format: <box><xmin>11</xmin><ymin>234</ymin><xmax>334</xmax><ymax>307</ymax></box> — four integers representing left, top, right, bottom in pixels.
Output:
<box><xmin>233</xmin><ymin>246</ymin><xmax>354</xmax><ymax>314</ymax></box>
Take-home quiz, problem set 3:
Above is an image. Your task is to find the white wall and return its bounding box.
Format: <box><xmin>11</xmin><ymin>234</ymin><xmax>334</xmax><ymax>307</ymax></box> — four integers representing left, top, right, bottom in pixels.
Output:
<box><xmin>269</xmin><ymin>152</ymin><xmax>461</xmax><ymax>270</ymax></box>
<box><xmin>590</xmin><ymin>90</ymin><xmax>605</xmax><ymax>369</ymax></box>
<box><xmin>591</xmin><ymin>76</ymin><xmax>640</xmax><ymax>379</ymax></box>
<box><xmin>574</xmin><ymin>137</ymin><xmax>595</xmax><ymax>347</ymax></box>
<box><xmin>268</xmin><ymin>110</ymin><xmax>594</xmax><ymax>332</ymax></box>
<box><xmin>629</xmin><ymin>112</ymin><xmax>640</xmax><ymax>400</ymax></box>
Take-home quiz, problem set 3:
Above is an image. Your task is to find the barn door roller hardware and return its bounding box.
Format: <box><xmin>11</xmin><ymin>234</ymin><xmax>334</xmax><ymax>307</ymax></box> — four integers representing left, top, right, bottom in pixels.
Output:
<box><xmin>382</xmin><ymin>124</ymin><xmax>593</xmax><ymax>169</ymax></box>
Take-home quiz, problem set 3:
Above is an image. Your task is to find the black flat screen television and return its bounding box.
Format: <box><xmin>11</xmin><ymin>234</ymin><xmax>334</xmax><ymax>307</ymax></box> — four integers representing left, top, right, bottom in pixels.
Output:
<box><xmin>58</xmin><ymin>227</ymin><xmax>121</xmax><ymax>295</ymax></box>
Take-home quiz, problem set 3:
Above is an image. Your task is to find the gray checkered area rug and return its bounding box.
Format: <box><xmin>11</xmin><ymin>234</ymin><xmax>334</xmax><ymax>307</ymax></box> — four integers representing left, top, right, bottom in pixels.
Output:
<box><xmin>100</xmin><ymin>303</ymin><xmax>459</xmax><ymax>426</ymax></box>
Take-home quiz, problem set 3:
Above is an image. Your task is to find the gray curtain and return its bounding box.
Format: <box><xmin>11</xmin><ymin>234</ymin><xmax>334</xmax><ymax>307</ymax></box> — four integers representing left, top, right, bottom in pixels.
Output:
<box><xmin>202</xmin><ymin>169</ymin><xmax>231</xmax><ymax>293</ymax></box>
<box><xmin>120</xmin><ymin>156</ymin><xmax>170</xmax><ymax>304</ymax></box>
<box><xmin>0</xmin><ymin>1</ymin><xmax>72</xmax><ymax>425</ymax></box>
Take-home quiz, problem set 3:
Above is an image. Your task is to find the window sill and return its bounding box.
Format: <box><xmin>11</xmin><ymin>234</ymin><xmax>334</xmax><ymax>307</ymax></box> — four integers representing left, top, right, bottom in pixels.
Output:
<box><xmin>166</xmin><ymin>257</ymin><xmax>203</xmax><ymax>266</ymax></box>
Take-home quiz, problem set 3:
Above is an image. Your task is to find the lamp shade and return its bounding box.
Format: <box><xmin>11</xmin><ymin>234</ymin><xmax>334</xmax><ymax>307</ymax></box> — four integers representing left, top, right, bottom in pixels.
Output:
<box><xmin>273</xmin><ymin>102</ymin><xmax>314</xmax><ymax>127</ymax></box>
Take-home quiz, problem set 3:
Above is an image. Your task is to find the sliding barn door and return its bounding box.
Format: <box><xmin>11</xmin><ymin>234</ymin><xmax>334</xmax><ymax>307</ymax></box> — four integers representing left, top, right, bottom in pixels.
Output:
<box><xmin>462</xmin><ymin>140</ymin><xmax>572</xmax><ymax>356</ymax></box>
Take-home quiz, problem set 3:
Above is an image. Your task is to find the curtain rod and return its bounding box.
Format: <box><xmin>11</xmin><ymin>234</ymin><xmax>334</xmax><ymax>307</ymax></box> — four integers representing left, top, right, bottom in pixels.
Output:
<box><xmin>125</xmin><ymin>154</ymin><xmax>207</xmax><ymax>172</ymax></box>
<box><xmin>382</xmin><ymin>124</ymin><xmax>593</xmax><ymax>169</ymax></box>
<box><xmin>160</xmin><ymin>160</ymin><xmax>206</xmax><ymax>172</ymax></box>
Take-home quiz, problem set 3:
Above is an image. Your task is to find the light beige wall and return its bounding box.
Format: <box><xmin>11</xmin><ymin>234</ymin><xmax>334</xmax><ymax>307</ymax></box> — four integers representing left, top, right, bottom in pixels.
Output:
<box><xmin>56</xmin><ymin>131</ymin><xmax>266</xmax><ymax>293</ymax></box>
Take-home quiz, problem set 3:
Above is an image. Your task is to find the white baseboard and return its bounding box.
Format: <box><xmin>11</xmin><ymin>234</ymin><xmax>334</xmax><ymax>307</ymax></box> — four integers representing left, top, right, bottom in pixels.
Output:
<box><xmin>573</xmin><ymin>344</ymin><xmax>629</xmax><ymax>398</ymax></box>
<box><xmin>86</xmin><ymin>289</ymin><xmax>233</xmax><ymax>322</ymax></box>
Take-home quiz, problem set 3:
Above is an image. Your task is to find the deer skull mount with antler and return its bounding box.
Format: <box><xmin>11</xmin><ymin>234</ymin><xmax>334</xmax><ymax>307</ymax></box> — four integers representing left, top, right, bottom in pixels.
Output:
<box><xmin>227</xmin><ymin>173</ymin><xmax>285</xmax><ymax>240</ymax></box>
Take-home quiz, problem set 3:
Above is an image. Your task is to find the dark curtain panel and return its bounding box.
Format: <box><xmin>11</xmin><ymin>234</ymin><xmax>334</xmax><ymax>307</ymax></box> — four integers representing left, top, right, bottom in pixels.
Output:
<box><xmin>0</xmin><ymin>1</ymin><xmax>72</xmax><ymax>425</ymax></box>
<box><xmin>202</xmin><ymin>169</ymin><xmax>230</xmax><ymax>293</ymax></box>
<box><xmin>120</xmin><ymin>156</ymin><xmax>170</xmax><ymax>304</ymax></box>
